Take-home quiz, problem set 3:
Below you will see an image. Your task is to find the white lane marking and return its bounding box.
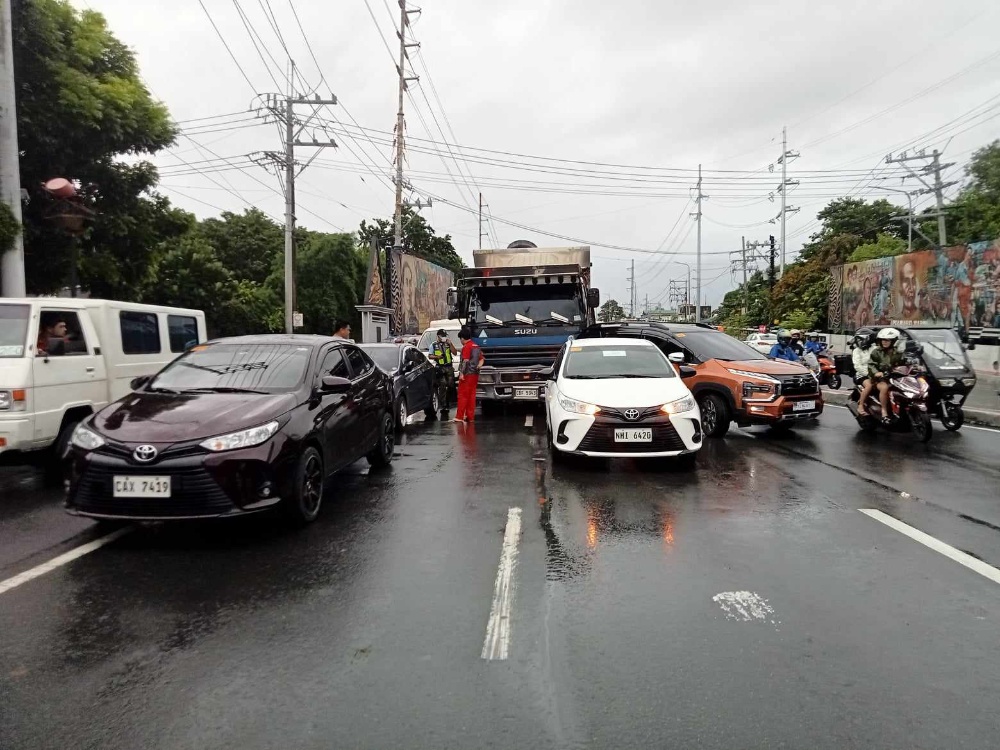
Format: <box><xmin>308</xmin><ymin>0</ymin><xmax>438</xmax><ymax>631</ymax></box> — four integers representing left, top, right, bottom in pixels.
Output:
<box><xmin>524</xmin><ymin>415</ymin><xmax>534</xmax><ymax>428</ymax></box>
<box><xmin>826</xmin><ymin>403</ymin><xmax>1000</xmax><ymax>432</ymax></box>
<box><xmin>712</xmin><ymin>591</ymin><xmax>778</xmax><ymax>624</ymax></box>
<box><xmin>482</xmin><ymin>507</ymin><xmax>522</xmax><ymax>660</ymax></box>
<box><xmin>0</xmin><ymin>527</ymin><xmax>132</xmax><ymax>596</ymax></box>
<box><xmin>860</xmin><ymin>509</ymin><xmax>1000</xmax><ymax>586</ymax></box>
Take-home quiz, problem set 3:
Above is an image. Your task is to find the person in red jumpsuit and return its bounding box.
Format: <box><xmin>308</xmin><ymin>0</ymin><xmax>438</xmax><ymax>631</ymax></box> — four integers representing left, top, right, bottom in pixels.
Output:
<box><xmin>455</xmin><ymin>327</ymin><xmax>484</xmax><ymax>422</ymax></box>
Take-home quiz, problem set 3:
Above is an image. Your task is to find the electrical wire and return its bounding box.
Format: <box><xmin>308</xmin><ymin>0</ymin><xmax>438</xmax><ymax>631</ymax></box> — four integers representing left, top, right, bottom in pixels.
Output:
<box><xmin>198</xmin><ymin>0</ymin><xmax>258</xmax><ymax>94</ymax></box>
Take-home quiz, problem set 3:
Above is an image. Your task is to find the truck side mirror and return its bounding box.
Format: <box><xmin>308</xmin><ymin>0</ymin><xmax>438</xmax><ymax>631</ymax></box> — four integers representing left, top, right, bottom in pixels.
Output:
<box><xmin>587</xmin><ymin>288</ymin><xmax>600</xmax><ymax>308</ymax></box>
<box><xmin>446</xmin><ymin>287</ymin><xmax>458</xmax><ymax>307</ymax></box>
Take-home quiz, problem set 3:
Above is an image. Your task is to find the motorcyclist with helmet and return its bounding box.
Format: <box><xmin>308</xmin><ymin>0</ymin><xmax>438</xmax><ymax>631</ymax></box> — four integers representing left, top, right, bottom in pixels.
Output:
<box><xmin>852</xmin><ymin>327</ymin><xmax>876</xmax><ymax>414</ymax></box>
<box><xmin>788</xmin><ymin>330</ymin><xmax>805</xmax><ymax>357</ymax></box>
<box><xmin>769</xmin><ymin>330</ymin><xmax>801</xmax><ymax>362</ymax></box>
<box><xmin>804</xmin><ymin>332</ymin><xmax>825</xmax><ymax>355</ymax></box>
<box><xmin>868</xmin><ymin>327</ymin><xmax>905</xmax><ymax>423</ymax></box>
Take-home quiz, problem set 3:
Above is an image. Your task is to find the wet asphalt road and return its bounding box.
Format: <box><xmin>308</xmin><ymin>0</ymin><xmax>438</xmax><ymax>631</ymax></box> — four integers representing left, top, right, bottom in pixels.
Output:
<box><xmin>2</xmin><ymin>407</ymin><xmax>1000</xmax><ymax>749</ymax></box>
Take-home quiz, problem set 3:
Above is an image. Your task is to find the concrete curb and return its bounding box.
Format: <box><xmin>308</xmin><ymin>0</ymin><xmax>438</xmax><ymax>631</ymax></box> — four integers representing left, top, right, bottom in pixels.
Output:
<box><xmin>821</xmin><ymin>388</ymin><xmax>1000</xmax><ymax>429</ymax></box>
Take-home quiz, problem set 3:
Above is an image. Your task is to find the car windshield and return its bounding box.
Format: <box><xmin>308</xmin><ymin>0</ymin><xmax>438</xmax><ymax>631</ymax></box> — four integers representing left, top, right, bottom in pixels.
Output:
<box><xmin>363</xmin><ymin>346</ymin><xmax>401</xmax><ymax>372</ymax></box>
<box><xmin>472</xmin><ymin>285</ymin><xmax>583</xmax><ymax>325</ymax></box>
<box><xmin>563</xmin><ymin>345</ymin><xmax>675</xmax><ymax>379</ymax></box>
<box><xmin>753</xmin><ymin>334</ymin><xmax>777</xmax><ymax>342</ymax></box>
<box><xmin>907</xmin><ymin>329</ymin><xmax>969</xmax><ymax>365</ymax></box>
<box><xmin>681</xmin><ymin>330</ymin><xmax>767</xmax><ymax>361</ymax></box>
<box><xmin>0</xmin><ymin>304</ymin><xmax>29</xmax><ymax>357</ymax></box>
<box><xmin>149</xmin><ymin>343</ymin><xmax>312</xmax><ymax>393</ymax></box>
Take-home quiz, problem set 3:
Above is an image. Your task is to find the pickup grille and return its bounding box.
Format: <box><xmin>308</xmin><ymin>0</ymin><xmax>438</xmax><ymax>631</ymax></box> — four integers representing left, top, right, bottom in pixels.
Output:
<box><xmin>481</xmin><ymin>345</ymin><xmax>562</xmax><ymax>369</ymax></box>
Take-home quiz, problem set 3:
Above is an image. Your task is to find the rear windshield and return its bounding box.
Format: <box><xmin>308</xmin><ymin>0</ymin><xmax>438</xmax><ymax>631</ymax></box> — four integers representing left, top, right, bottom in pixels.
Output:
<box><xmin>363</xmin><ymin>346</ymin><xmax>401</xmax><ymax>372</ymax></box>
<box><xmin>149</xmin><ymin>343</ymin><xmax>312</xmax><ymax>393</ymax></box>
<box><xmin>682</xmin><ymin>331</ymin><xmax>767</xmax><ymax>361</ymax></box>
<box><xmin>563</xmin><ymin>345</ymin><xmax>674</xmax><ymax>379</ymax></box>
<box><xmin>0</xmin><ymin>304</ymin><xmax>29</xmax><ymax>357</ymax></box>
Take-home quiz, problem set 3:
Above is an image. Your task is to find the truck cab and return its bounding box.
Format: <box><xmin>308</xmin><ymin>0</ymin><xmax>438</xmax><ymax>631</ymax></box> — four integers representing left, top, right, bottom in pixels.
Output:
<box><xmin>0</xmin><ymin>299</ymin><xmax>206</xmax><ymax>464</ymax></box>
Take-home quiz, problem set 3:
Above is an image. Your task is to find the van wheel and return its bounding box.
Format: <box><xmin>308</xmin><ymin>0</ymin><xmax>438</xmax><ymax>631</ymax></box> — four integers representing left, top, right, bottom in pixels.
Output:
<box><xmin>284</xmin><ymin>447</ymin><xmax>324</xmax><ymax>525</ymax></box>
<box><xmin>698</xmin><ymin>393</ymin><xmax>730</xmax><ymax>438</ymax></box>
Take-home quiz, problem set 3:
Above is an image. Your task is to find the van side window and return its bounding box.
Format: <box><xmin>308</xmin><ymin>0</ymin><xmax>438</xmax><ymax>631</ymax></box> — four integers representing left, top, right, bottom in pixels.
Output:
<box><xmin>120</xmin><ymin>311</ymin><xmax>161</xmax><ymax>355</ymax></box>
<box><xmin>168</xmin><ymin>315</ymin><xmax>199</xmax><ymax>353</ymax></box>
<box><xmin>37</xmin><ymin>311</ymin><xmax>88</xmax><ymax>357</ymax></box>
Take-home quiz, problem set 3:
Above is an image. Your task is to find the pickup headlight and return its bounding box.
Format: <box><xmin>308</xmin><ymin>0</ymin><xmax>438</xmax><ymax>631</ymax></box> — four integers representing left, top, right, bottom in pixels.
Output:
<box><xmin>726</xmin><ymin>369</ymin><xmax>780</xmax><ymax>383</ymax></box>
<box><xmin>0</xmin><ymin>389</ymin><xmax>26</xmax><ymax>412</ymax></box>
<box><xmin>557</xmin><ymin>394</ymin><xmax>601</xmax><ymax>415</ymax></box>
<box><xmin>937</xmin><ymin>378</ymin><xmax>957</xmax><ymax>387</ymax></box>
<box><xmin>661</xmin><ymin>396</ymin><xmax>696</xmax><ymax>414</ymax></box>
<box><xmin>960</xmin><ymin>377</ymin><xmax>976</xmax><ymax>387</ymax></box>
<box><xmin>199</xmin><ymin>421</ymin><xmax>279</xmax><ymax>452</ymax></box>
<box><xmin>71</xmin><ymin>423</ymin><xmax>106</xmax><ymax>451</ymax></box>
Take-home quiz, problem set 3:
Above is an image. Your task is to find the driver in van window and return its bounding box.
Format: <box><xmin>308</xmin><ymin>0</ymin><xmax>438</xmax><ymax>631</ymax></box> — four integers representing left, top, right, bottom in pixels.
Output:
<box><xmin>36</xmin><ymin>318</ymin><xmax>68</xmax><ymax>357</ymax></box>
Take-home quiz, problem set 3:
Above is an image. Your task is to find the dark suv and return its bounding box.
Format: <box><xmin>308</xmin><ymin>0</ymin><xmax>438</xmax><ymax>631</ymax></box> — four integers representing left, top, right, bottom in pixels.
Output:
<box><xmin>65</xmin><ymin>335</ymin><xmax>395</xmax><ymax>524</ymax></box>
<box><xmin>578</xmin><ymin>322</ymin><xmax>822</xmax><ymax>437</ymax></box>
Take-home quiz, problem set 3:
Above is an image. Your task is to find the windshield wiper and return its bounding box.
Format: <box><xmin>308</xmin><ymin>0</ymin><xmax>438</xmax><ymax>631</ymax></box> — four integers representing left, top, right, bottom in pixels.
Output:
<box><xmin>180</xmin><ymin>386</ymin><xmax>270</xmax><ymax>394</ymax></box>
<box><xmin>915</xmin><ymin>339</ymin><xmax>967</xmax><ymax>369</ymax></box>
<box><xmin>146</xmin><ymin>386</ymin><xmax>182</xmax><ymax>394</ymax></box>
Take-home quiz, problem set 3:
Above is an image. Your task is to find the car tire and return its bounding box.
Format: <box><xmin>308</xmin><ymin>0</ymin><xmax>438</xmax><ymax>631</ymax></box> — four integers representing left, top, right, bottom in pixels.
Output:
<box><xmin>367</xmin><ymin>412</ymin><xmax>395</xmax><ymax>468</ymax></box>
<box><xmin>395</xmin><ymin>396</ymin><xmax>408</xmax><ymax>432</ymax></box>
<box><xmin>547</xmin><ymin>424</ymin><xmax>566</xmax><ymax>464</ymax></box>
<box><xmin>424</xmin><ymin>390</ymin><xmax>440</xmax><ymax>420</ymax></box>
<box><xmin>283</xmin><ymin>447</ymin><xmax>324</xmax><ymax>525</ymax></box>
<box><xmin>698</xmin><ymin>393</ymin><xmax>731</xmax><ymax>438</ymax></box>
<box><xmin>941</xmin><ymin>403</ymin><xmax>963</xmax><ymax>431</ymax></box>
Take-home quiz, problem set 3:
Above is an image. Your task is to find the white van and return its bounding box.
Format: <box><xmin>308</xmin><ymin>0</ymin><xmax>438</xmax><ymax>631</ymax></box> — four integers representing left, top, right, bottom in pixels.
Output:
<box><xmin>0</xmin><ymin>298</ymin><xmax>206</xmax><ymax>462</ymax></box>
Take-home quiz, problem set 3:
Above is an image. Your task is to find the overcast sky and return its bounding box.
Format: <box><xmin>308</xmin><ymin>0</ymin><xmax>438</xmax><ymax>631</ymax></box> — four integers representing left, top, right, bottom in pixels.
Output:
<box><xmin>73</xmin><ymin>0</ymin><xmax>1000</xmax><ymax>311</ymax></box>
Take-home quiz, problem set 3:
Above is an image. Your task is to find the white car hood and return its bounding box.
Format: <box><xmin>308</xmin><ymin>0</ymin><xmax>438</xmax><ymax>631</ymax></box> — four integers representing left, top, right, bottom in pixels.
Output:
<box><xmin>558</xmin><ymin>377</ymin><xmax>690</xmax><ymax>408</ymax></box>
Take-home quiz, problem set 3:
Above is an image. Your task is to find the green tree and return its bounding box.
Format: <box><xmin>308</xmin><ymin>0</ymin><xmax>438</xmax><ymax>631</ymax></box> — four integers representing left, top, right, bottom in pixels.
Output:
<box><xmin>12</xmin><ymin>0</ymin><xmax>180</xmax><ymax>296</ymax></box>
<box><xmin>799</xmin><ymin>198</ymin><xmax>902</xmax><ymax>261</ymax></box>
<box><xmin>716</xmin><ymin>270</ymin><xmax>771</xmax><ymax>331</ymax></box>
<box><xmin>294</xmin><ymin>233</ymin><xmax>367</xmax><ymax>335</ymax></box>
<box><xmin>598</xmin><ymin>298</ymin><xmax>625</xmax><ymax>322</ymax></box>
<box><xmin>196</xmin><ymin>208</ymin><xmax>284</xmax><ymax>285</ymax></box>
<box><xmin>358</xmin><ymin>208</ymin><xmax>464</xmax><ymax>274</ymax></box>
<box><xmin>946</xmin><ymin>141</ymin><xmax>1000</xmax><ymax>245</ymax></box>
<box><xmin>0</xmin><ymin>203</ymin><xmax>19</xmax><ymax>255</ymax></box>
<box><xmin>847</xmin><ymin>233</ymin><xmax>908</xmax><ymax>263</ymax></box>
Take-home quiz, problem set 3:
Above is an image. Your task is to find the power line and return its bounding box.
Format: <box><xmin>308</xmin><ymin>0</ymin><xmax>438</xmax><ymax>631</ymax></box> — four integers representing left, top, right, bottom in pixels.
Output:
<box><xmin>198</xmin><ymin>0</ymin><xmax>258</xmax><ymax>93</ymax></box>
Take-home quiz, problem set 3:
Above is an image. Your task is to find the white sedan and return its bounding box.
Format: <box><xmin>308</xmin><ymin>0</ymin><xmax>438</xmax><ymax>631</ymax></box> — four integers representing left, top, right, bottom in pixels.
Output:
<box><xmin>544</xmin><ymin>338</ymin><xmax>702</xmax><ymax>465</ymax></box>
<box><xmin>745</xmin><ymin>332</ymin><xmax>777</xmax><ymax>354</ymax></box>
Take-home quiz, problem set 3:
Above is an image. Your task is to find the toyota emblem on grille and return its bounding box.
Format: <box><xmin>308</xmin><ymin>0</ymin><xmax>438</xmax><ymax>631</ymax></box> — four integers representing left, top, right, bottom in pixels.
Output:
<box><xmin>624</xmin><ymin>408</ymin><xmax>640</xmax><ymax>421</ymax></box>
<box><xmin>133</xmin><ymin>444</ymin><xmax>158</xmax><ymax>462</ymax></box>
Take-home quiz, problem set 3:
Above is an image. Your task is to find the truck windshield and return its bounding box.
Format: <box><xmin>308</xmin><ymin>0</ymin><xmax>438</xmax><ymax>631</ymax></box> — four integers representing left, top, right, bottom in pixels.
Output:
<box><xmin>148</xmin><ymin>343</ymin><xmax>312</xmax><ymax>393</ymax></box>
<box><xmin>0</xmin><ymin>304</ymin><xmax>29</xmax><ymax>357</ymax></box>
<box><xmin>473</xmin><ymin>285</ymin><xmax>583</xmax><ymax>325</ymax></box>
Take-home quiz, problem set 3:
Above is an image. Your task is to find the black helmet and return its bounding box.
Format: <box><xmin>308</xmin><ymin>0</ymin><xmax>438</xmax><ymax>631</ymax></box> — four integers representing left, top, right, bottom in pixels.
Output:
<box><xmin>853</xmin><ymin>327</ymin><xmax>875</xmax><ymax>348</ymax></box>
<box><xmin>437</xmin><ymin>329</ymin><xmax>447</xmax><ymax>337</ymax></box>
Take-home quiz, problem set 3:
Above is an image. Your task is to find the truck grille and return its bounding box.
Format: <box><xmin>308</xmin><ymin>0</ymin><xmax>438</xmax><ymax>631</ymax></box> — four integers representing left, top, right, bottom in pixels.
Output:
<box><xmin>481</xmin><ymin>345</ymin><xmax>562</xmax><ymax>368</ymax></box>
<box><xmin>779</xmin><ymin>374</ymin><xmax>819</xmax><ymax>396</ymax></box>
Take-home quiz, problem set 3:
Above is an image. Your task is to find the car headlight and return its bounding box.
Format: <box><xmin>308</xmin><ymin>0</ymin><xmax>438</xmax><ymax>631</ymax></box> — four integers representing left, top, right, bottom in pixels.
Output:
<box><xmin>71</xmin><ymin>423</ymin><xmax>106</xmax><ymax>451</ymax></box>
<box><xmin>726</xmin><ymin>369</ymin><xmax>780</xmax><ymax>383</ymax></box>
<box><xmin>937</xmin><ymin>378</ymin><xmax>957</xmax><ymax>387</ymax></box>
<box><xmin>960</xmin><ymin>377</ymin><xmax>976</xmax><ymax>387</ymax></box>
<box><xmin>199</xmin><ymin>421</ymin><xmax>280</xmax><ymax>452</ymax></box>
<box><xmin>661</xmin><ymin>396</ymin><xmax>696</xmax><ymax>414</ymax></box>
<box><xmin>557</xmin><ymin>394</ymin><xmax>600</xmax><ymax>415</ymax></box>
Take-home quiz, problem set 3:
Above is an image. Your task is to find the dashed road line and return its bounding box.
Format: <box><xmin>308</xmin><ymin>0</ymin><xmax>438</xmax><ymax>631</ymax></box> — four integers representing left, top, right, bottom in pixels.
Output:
<box><xmin>860</xmin><ymin>509</ymin><xmax>1000</xmax><ymax>586</ymax></box>
<box><xmin>0</xmin><ymin>527</ymin><xmax>132</xmax><ymax>597</ymax></box>
<box><xmin>482</xmin><ymin>507</ymin><xmax>522</xmax><ymax>660</ymax></box>
<box><xmin>525</xmin><ymin>415</ymin><xmax>534</xmax><ymax>428</ymax></box>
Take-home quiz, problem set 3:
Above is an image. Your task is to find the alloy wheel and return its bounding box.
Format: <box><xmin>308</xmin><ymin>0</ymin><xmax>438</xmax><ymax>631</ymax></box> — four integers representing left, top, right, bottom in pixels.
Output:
<box><xmin>302</xmin><ymin>453</ymin><xmax>323</xmax><ymax>516</ymax></box>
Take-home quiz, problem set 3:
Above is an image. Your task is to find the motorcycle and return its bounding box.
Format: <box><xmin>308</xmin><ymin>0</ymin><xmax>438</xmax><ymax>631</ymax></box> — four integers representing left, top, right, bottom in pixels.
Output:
<box><xmin>899</xmin><ymin>330</ymin><xmax>977</xmax><ymax>432</ymax></box>
<box><xmin>803</xmin><ymin>349</ymin><xmax>842</xmax><ymax>390</ymax></box>
<box><xmin>846</xmin><ymin>364</ymin><xmax>933</xmax><ymax>443</ymax></box>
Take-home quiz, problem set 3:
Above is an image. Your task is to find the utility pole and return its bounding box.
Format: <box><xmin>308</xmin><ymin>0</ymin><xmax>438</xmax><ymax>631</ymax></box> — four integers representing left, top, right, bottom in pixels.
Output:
<box><xmin>773</xmin><ymin>126</ymin><xmax>799</xmax><ymax>277</ymax></box>
<box><xmin>627</xmin><ymin>259</ymin><xmax>635</xmax><ymax>317</ymax></box>
<box><xmin>644</xmin><ymin>293</ymin><xmax>648</xmax><ymax>319</ymax></box>
<box><xmin>393</xmin><ymin>0</ymin><xmax>420</xmax><ymax>254</ymax></box>
<box><xmin>885</xmin><ymin>149</ymin><xmax>956</xmax><ymax>247</ymax></box>
<box><xmin>254</xmin><ymin>70</ymin><xmax>338</xmax><ymax>333</ymax></box>
<box><xmin>692</xmin><ymin>164</ymin><xmax>706</xmax><ymax>323</ymax></box>
<box><xmin>0</xmin><ymin>0</ymin><xmax>25</xmax><ymax>297</ymax></box>
<box><xmin>478</xmin><ymin>192</ymin><xmax>483</xmax><ymax>249</ymax></box>
<box><xmin>741</xmin><ymin>236</ymin><xmax>748</xmax><ymax>315</ymax></box>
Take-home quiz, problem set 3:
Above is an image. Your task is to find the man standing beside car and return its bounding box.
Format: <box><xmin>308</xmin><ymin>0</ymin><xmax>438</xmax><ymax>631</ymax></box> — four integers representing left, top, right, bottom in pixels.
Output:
<box><xmin>454</xmin><ymin>327</ymin><xmax>484</xmax><ymax>423</ymax></box>
<box><xmin>429</xmin><ymin>329</ymin><xmax>458</xmax><ymax>415</ymax></box>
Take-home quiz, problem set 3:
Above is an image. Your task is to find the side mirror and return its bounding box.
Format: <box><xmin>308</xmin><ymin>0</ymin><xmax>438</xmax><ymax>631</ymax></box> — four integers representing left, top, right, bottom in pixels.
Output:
<box><xmin>446</xmin><ymin>287</ymin><xmax>458</xmax><ymax>307</ymax></box>
<box><xmin>320</xmin><ymin>375</ymin><xmax>352</xmax><ymax>393</ymax></box>
<box><xmin>130</xmin><ymin>375</ymin><xmax>150</xmax><ymax>391</ymax></box>
<box><xmin>679</xmin><ymin>366</ymin><xmax>697</xmax><ymax>379</ymax></box>
<box><xmin>587</xmin><ymin>288</ymin><xmax>601</xmax><ymax>309</ymax></box>
<box><xmin>668</xmin><ymin>352</ymin><xmax>685</xmax><ymax>364</ymax></box>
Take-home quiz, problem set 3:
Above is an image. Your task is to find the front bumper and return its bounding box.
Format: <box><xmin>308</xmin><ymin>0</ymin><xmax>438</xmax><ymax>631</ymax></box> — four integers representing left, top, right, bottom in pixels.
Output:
<box><xmin>477</xmin><ymin>368</ymin><xmax>548</xmax><ymax>402</ymax></box>
<box><xmin>739</xmin><ymin>395</ymin><xmax>824</xmax><ymax>424</ymax></box>
<box><xmin>0</xmin><ymin>416</ymin><xmax>33</xmax><ymax>456</ymax></box>
<box><xmin>65</xmin><ymin>438</ymin><xmax>292</xmax><ymax>520</ymax></box>
<box><xmin>550</xmin><ymin>406</ymin><xmax>703</xmax><ymax>457</ymax></box>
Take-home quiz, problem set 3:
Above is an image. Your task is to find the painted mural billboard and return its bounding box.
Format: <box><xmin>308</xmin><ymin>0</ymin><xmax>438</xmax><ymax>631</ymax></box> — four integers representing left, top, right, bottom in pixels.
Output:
<box><xmin>829</xmin><ymin>238</ymin><xmax>1000</xmax><ymax>338</ymax></box>
<box><xmin>396</xmin><ymin>253</ymin><xmax>455</xmax><ymax>335</ymax></box>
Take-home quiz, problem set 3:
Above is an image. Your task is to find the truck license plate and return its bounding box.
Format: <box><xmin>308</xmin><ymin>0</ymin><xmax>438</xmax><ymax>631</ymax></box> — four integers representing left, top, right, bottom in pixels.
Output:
<box><xmin>514</xmin><ymin>387</ymin><xmax>537</xmax><ymax>399</ymax></box>
<box><xmin>614</xmin><ymin>428</ymin><xmax>653</xmax><ymax>442</ymax></box>
<box><xmin>113</xmin><ymin>476</ymin><xmax>171</xmax><ymax>498</ymax></box>
<box><xmin>792</xmin><ymin>400</ymin><xmax>816</xmax><ymax>412</ymax></box>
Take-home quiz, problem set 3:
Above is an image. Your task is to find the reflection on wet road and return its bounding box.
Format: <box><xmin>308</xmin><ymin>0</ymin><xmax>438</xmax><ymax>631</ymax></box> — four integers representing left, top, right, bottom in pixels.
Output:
<box><xmin>2</xmin><ymin>408</ymin><xmax>999</xmax><ymax>749</ymax></box>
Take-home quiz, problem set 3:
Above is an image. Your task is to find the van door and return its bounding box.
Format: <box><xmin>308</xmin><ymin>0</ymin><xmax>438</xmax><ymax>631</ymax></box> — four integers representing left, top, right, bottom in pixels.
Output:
<box><xmin>30</xmin><ymin>309</ymin><xmax>108</xmax><ymax>447</ymax></box>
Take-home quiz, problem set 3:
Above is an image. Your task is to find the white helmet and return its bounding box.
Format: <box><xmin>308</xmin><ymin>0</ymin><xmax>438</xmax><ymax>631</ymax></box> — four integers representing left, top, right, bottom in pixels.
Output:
<box><xmin>876</xmin><ymin>327</ymin><xmax>900</xmax><ymax>341</ymax></box>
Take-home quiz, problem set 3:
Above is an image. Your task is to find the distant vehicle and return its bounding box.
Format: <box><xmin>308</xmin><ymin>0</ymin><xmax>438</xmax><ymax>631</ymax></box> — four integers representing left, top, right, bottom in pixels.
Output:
<box><xmin>543</xmin><ymin>337</ymin><xmax>701</xmax><ymax>467</ymax></box>
<box><xmin>417</xmin><ymin>319</ymin><xmax>461</xmax><ymax>374</ymax></box>
<box><xmin>360</xmin><ymin>343</ymin><xmax>440</xmax><ymax>429</ymax></box>
<box><xmin>0</xmin><ymin>298</ymin><xmax>206</xmax><ymax>472</ymax></box>
<box><xmin>447</xmin><ymin>242</ymin><xmax>600</xmax><ymax>412</ymax></box>
<box><xmin>744</xmin><ymin>332</ymin><xmax>777</xmax><ymax>354</ymax></box>
<box><xmin>578</xmin><ymin>322</ymin><xmax>822</xmax><ymax>438</ymax></box>
<box><xmin>64</xmin><ymin>335</ymin><xmax>394</xmax><ymax>524</ymax></box>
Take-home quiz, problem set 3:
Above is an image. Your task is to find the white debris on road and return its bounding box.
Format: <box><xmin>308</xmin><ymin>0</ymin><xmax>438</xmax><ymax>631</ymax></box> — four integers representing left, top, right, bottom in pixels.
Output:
<box><xmin>712</xmin><ymin>591</ymin><xmax>777</xmax><ymax>624</ymax></box>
